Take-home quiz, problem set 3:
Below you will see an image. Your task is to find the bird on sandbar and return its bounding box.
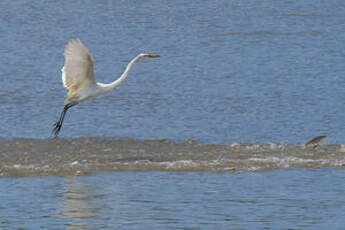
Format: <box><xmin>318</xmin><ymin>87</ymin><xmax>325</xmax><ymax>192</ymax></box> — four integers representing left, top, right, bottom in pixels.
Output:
<box><xmin>304</xmin><ymin>135</ymin><xmax>326</xmax><ymax>149</ymax></box>
<box><xmin>52</xmin><ymin>39</ymin><xmax>159</xmax><ymax>137</ymax></box>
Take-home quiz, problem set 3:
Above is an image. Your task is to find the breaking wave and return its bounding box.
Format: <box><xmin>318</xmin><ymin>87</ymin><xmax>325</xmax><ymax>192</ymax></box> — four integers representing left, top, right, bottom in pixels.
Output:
<box><xmin>1</xmin><ymin>137</ymin><xmax>345</xmax><ymax>176</ymax></box>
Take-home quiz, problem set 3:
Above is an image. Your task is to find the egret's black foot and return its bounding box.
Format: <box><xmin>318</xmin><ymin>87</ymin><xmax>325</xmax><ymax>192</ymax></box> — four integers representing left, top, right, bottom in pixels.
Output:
<box><xmin>51</xmin><ymin>101</ymin><xmax>78</xmax><ymax>138</ymax></box>
<box><xmin>52</xmin><ymin>121</ymin><xmax>62</xmax><ymax>138</ymax></box>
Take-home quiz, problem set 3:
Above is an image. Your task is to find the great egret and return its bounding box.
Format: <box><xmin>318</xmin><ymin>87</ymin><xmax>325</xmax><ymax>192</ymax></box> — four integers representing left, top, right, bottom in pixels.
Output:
<box><xmin>52</xmin><ymin>39</ymin><xmax>159</xmax><ymax>137</ymax></box>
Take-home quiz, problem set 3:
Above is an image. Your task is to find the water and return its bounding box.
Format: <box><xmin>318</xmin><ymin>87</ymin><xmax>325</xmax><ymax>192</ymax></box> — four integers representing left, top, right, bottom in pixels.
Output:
<box><xmin>1</xmin><ymin>0</ymin><xmax>345</xmax><ymax>229</ymax></box>
<box><xmin>0</xmin><ymin>0</ymin><xmax>344</xmax><ymax>144</ymax></box>
<box><xmin>1</xmin><ymin>169</ymin><xmax>345</xmax><ymax>229</ymax></box>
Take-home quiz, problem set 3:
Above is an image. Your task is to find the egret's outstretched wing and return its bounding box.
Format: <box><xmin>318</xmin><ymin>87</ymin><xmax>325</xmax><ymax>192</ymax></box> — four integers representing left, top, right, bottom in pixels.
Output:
<box><xmin>62</xmin><ymin>39</ymin><xmax>95</xmax><ymax>91</ymax></box>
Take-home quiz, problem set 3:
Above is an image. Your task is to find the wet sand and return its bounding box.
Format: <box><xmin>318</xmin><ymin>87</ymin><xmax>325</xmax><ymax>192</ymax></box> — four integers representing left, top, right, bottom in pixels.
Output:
<box><xmin>1</xmin><ymin>137</ymin><xmax>344</xmax><ymax>176</ymax></box>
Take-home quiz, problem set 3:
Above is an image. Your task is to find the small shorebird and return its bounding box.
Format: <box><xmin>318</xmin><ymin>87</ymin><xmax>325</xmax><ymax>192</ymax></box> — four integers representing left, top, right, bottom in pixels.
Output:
<box><xmin>304</xmin><ymin>135</ymin><xmax>327</xmax><ymax>149</ymax></box>
<box><xmin>52</xmin><ymin>39</ymin><xmax>159</xmax><ymax>137</ymax></box>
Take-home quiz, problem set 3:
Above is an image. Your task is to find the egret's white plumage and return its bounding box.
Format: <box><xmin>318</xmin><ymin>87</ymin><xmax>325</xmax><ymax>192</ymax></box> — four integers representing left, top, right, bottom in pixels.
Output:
<box><xmin>52</xmin><ymin>39</ymin><xmax>159</xmax><ymax>137</ymax></box>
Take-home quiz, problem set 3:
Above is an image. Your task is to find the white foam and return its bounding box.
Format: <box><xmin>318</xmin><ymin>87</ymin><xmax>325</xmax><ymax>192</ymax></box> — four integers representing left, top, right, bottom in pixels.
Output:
<box><xmin>70</xmin><ymin>161</ymin><xmax>79</xmax><ymax>166</ymax></box>
<box><xmin>161</xmin><ymin>160</ymin><xmax>198</xmax><ymax>169</ymax></box>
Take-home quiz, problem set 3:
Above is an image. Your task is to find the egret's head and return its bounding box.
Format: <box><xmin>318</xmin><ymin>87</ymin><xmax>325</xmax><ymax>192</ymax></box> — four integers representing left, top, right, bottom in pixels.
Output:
<box><xmin>141</xmin><ymin>53</ymin><xmax>160</xmax><ymax>58</ymax></box>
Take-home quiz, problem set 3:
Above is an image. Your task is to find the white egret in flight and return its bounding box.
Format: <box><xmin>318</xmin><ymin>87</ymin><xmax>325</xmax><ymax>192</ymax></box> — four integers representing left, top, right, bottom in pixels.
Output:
<box><xmin>52</xmin><ymin>39</ymin><xmax>159</xmax><ymax>137</ymax></box>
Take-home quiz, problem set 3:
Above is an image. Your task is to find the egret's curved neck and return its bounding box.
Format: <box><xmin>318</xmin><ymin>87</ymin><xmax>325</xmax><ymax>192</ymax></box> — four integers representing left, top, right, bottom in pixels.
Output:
<box><xmin>101</xmin><ymin>54</ymin><xmax>145</xmax><ymax>92</ymax></box>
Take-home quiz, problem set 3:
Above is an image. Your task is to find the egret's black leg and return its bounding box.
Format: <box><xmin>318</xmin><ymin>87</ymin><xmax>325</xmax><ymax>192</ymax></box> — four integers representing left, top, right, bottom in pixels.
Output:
<box><xmin>52</xmin><ymin>101</ymin><xmax>78</xmax><ymax>137</ymax></box>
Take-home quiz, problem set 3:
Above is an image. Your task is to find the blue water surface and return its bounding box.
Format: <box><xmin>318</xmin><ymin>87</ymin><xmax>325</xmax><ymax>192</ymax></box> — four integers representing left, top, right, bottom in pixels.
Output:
<box><xmin>0</xmin><ymin>0</ymin><xmax>344</xmax><ymax>144</ymax></box>
<box><xmin>1</xmin><ymin>169</ymin><xmax>345</xmax><ymax>229</ymax></box>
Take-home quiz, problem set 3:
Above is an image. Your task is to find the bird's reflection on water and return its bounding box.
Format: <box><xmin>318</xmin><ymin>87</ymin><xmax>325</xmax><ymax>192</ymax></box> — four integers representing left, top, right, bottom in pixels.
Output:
<box><xmin>58</xmin><ymin>178</ymin><xmax>99</xmax><ymax>230</ymax></box>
